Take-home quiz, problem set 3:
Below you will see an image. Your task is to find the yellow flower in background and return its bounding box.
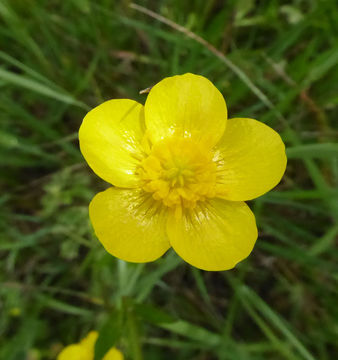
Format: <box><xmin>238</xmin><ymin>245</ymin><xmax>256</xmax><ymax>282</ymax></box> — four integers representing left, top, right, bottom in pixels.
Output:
<box><xmin>79</xmin><ymin>73</ymin><xmax>286</xmax><ymax>271</ymax></box>
<box><xmin>57</xmin><ymin>331</ymin><xmax>123</xmax><ymax>360</ymax></box>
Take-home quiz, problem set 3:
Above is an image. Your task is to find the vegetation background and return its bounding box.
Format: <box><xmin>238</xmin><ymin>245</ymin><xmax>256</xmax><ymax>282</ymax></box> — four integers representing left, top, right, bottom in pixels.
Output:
<box><xmin>1</xmin><ymin>0</ymin><xmax>337</xmax><ymax>359</ymax></box>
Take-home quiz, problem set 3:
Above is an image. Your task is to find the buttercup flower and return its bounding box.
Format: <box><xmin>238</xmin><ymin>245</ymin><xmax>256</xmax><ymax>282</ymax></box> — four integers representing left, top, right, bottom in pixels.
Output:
<box><xmin>57</xmin><ymin>331</ymin><xmax>123</xmax><ymax>360</ymax></box>
<box><xmin>79</xmin><ymin>73</ymin><xmax>286</xmax><ymax>271</ymax></box>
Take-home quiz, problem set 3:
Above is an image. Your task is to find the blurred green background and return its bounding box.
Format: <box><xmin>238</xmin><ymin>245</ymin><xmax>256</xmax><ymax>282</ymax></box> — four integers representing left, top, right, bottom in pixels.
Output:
<box><xmin>1</xmin><ymin>0</ymin><xmax>338</xmax><ymax>359</ymax></box>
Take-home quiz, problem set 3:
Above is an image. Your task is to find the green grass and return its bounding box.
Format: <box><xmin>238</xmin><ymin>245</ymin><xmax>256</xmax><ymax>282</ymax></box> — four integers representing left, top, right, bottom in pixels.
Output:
<box><xmin>1</xmin><ymin>0</ymin><xmax>338</xmax><ymax>359</ymax></box>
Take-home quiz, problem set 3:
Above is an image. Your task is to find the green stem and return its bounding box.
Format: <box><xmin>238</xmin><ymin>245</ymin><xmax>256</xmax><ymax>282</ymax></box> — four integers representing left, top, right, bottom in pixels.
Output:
<box><xmin>125</xmin><ymin>298</ymin><xmax>143</xmax><ymax>360</ymax></box>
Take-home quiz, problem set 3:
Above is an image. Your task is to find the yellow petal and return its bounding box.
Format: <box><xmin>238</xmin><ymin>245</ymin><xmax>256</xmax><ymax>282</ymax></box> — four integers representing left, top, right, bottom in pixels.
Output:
<box><xmin>167</xmin><ymin>199</ymin><xmax>257</xmax><ymax>271</ymax></box>
<box><xmin>215</xmin><ymin>118</ymin><xmax>287</xmax><ymax>201</ymax></box>
<box><xmin>89</xmin><ymin>188</ymin><xmax>170</xmax><ymax>262</ymax></box>
<box><xmin>145</xmin><ymin>73</ymin><xmax>227</xmax><ymax>148</ymax></box>
<box><xmin>57</xmin><ymin>332</ymin><xmax>98</xmax><ymax>360</ymax></box>
<box><xmin>57</xmin><ymin>345</ymin><xmax>92</xmax><ymax>360</ymax></box>
<box><xmin>80</xmin><ymin>331</ymin><xmax>99</xmax><ymax>351</ymax></box>
<box><xmin>79</xmin><ymin>99</ymin><xmax>145</xmax><ymax>187</ymax></box>
<box><xmin>103</xmin><ymin>347</ymin><xmax>124</xmax><ymax>360</ymax></box>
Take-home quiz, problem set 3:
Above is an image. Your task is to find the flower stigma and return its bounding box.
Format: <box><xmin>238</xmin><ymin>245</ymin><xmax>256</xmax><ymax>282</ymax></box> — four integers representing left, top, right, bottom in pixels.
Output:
<box><xmin>138</xmin><ymin>137</ymin><xmax>217</xmax><ymax>217</ymax></box>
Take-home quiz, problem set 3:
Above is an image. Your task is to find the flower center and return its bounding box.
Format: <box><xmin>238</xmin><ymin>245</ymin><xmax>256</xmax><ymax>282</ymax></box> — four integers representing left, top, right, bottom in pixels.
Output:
<box><xmin>138</xmin><ymin>137</ymin><xmax>216</xmax><ymax>212</ymax></box>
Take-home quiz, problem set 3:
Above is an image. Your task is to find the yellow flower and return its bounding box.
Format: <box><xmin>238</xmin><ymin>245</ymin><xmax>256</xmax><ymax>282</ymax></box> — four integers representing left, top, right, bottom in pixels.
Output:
<box><xmin>79</xmin><ymin>73</ymin><xmax>286</xmax><ymax>271</ymax></box>
<box><xmin>57</xmin><ymin>331</ymin><xmax>123</xmax><ymax>360</ymax></box>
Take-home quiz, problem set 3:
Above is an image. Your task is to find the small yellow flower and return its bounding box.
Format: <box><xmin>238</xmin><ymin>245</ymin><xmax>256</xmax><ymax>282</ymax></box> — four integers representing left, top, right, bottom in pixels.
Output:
<box><xmin>79</xmin><ymin>73</ymin><xmax>286</xmax><ymax>271</ymax></box>
<box><xmin>57</xmin><ymin>331</ymin><xmax>123</xmax><ymax>360</ymax></box>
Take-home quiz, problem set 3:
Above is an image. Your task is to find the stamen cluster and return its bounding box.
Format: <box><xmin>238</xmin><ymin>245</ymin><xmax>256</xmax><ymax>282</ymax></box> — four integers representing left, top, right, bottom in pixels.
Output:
<box><xmin>138</xmin><ymin>137</ymin><xmax>216</xmax><ymax>212</ymax></box>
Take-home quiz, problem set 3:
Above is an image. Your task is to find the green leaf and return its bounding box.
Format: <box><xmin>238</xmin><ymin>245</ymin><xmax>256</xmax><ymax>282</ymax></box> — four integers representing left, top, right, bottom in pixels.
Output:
<box><xmin>94</xmin><ymin>310</ymin><xmax>123</xmax><ymax>360</ymax></box>
<box><xmin>135</xmin><ymin>303</ymin><xmax>220</xmax><ymax>347</ymax></box>
<box><xmin>36</xmin><ymin>294</ymin><xmax>92</xmax><ymax>316</ymax></box>
<box><xmin>287</xmin><ymin>143</ymin><xmax>338</xmax><ymax>159</ymax></box>
<box><xmin>0</xmin><ymin>67</ymin><xmax>88</xmax><ymax>109</ymax></box>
